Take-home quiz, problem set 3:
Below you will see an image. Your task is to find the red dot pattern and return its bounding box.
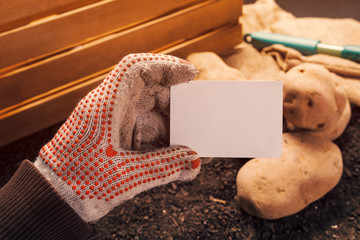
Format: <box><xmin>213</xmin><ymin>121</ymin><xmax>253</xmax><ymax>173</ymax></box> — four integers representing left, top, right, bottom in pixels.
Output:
<box><xmin>39</xmin><ymin>53</ymin><xmax>199</xmax><ymax>202</ymax></box>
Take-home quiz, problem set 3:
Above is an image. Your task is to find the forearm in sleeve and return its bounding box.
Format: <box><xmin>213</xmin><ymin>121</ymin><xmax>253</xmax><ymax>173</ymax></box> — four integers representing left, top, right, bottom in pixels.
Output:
<box><xmin>0</xmin><ymin>160</ymin><xmax>92</xmax><ymax>240</ymax></box>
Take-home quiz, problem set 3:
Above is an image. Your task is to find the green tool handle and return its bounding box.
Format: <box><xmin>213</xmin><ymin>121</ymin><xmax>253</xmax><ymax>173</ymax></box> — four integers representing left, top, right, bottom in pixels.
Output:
<box><xmin>342</xmin><ymin>45</ymin><xmax>360</xmax><ymax>62</ymax></box>
<box><xmin>244</xmin><ymin>32</ymin><xmax>360</xmax><ymax>63</ymax></box>
<box><xmin>244</xmin><ymin>32</ymin><xmax>319</xmax><ymax>55</ymax></box>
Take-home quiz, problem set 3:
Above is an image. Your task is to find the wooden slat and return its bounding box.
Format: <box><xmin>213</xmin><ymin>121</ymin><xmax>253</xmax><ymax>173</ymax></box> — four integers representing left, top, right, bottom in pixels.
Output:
<box><xmin>0</xmin><ymin>0</ymin><xmax>242</xmax><ymax>109</ymax></box>
<box><xmin>0</xmin><ymin>23</ymin><xmax>242</xmax><ymax>147</ymax></box>
<box><xmin>162</xmin><ymin>24</ymin><xmax>242</xmax><ymax>58</ymax></box>
<box><xmin>0</xmin><ymin>0</ymin><xmax>100</xmax><ymax>32</ymax></box>
<box><xmin>0</xmin><ymin>0</ymin><xmax>204</xmax><ymax>70</ymax></box>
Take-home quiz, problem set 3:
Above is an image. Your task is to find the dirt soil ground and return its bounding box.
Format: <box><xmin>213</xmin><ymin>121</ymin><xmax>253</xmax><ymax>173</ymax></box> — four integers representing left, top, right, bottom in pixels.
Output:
<box><xmin>0</xmin><ymin>105</ymin><xmax>359</xmax><ymax>239</ymax></box>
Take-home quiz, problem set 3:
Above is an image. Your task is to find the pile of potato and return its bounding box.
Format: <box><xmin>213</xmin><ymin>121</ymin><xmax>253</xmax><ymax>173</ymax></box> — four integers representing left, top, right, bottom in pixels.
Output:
<box><xmin>187</xmin><ymin>51</ymin><xmax>352</xmax><ymax>219</ymax></box>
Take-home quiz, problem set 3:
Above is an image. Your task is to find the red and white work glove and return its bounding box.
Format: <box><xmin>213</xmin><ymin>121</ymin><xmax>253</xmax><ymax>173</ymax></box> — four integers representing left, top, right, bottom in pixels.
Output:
<box><xmin>34</xmin><ymin>53</ymin><xmax>201</xmax><ymax>222</ymax></box>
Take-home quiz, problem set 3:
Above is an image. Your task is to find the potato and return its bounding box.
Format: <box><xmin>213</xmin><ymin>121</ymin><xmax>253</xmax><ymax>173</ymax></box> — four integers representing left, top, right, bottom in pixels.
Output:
<box><xmin>283</xmin><ymin>63</ymin><xmax>348</xmax><ymax>132</ymax></box>
<box><xmin>236</xmin><ymin>132</ymin><xmax>343</xmax><ymax>219</ymax></box>
<box><xmin>312</xmin><ymin>98</ymin><xmax>351</xmax><ymax>140</ymax></box>
<box><xmin>187</xmin><ymin>52</ymin><xmax>246</xmax><ymax>80</ymax></box>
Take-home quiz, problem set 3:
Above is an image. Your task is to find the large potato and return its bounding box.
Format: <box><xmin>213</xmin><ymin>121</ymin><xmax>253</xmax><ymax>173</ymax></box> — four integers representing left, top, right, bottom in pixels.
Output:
<box><xmin>283</xmin><ymin>63</ymin><xmax>348</xmax><ymax>132</ymax></box>
<box><xmin>236</xmin><ymin>132</ymin><xmax>343</xmax><ymax>219</ymax></box>
<box><xmin>312</xmin><ymin>99</ymin><xmax>351</xmax><ymax>140</ymax></box>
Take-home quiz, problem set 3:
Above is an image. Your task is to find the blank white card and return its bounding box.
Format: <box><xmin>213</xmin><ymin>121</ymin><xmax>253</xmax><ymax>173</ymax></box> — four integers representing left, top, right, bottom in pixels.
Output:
<box><xmin>170</xmin><ymin>80</ymin><xmax>283</xmax><ymax>158</ymax></box>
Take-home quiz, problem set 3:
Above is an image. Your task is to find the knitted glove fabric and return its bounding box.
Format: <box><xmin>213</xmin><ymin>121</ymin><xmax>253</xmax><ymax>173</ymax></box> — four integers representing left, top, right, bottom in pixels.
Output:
<box><xmin>34</xmin><ymin>53</ymin><xmax>201</xmax><ymax>222</ymax></box>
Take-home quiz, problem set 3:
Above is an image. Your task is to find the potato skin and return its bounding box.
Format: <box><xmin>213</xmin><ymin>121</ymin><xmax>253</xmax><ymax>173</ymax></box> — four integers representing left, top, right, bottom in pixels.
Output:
<box><xmin>311</xmin><ymin>99</ymin><xmax>351</xmax><ymax>140</ymax></box>
<box><xmin>236</xmin><ymin>132</ymin><xmax>343</xmax><ymax>219</ymax></box>
<box><xmin>283</xmin><ymin>63</ymin><xmax>347</xmax><ymax>131</ymax></box>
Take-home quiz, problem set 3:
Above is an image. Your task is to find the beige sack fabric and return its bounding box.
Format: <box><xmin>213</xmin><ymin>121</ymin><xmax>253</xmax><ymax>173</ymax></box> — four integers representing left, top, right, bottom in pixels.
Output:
<box><xmin>234</xmin><ymin>0</ymin><xmax>360</xmax><ymax>106</ymax></box>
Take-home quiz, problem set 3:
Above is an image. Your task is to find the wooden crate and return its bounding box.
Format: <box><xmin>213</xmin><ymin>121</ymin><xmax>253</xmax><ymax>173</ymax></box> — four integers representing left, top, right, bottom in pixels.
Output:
<box><xmin>0</xmin><ymin>0</ymin><xmax>243</xmax><ymax>147</ymax></box>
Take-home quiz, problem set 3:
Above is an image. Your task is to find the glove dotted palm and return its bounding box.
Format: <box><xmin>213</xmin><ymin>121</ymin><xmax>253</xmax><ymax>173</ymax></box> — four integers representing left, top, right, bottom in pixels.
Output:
<box><xmin>35</xmin><ymin>53</ymin><xmax>200</xmax><ymax>222</ymax></box>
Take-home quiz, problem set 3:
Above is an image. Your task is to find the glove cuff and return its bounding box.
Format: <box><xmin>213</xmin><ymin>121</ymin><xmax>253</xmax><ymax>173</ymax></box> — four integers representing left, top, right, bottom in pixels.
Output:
<box><xmin>35</xmin><ymin>156</ymin><xmax>118</xmax><ymax>222</ymax></box>
<box><xmin>0</xmin><ymin>160</ymin><xmax>91</xmax><ymax>240</ymax></box>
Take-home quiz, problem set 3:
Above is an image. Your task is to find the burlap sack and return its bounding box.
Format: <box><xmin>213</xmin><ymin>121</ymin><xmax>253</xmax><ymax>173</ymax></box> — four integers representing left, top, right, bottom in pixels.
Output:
<box><xmin>233</xmin><ymin>0</ymin><xmax>360</xmax><ymax>106</ymax></box>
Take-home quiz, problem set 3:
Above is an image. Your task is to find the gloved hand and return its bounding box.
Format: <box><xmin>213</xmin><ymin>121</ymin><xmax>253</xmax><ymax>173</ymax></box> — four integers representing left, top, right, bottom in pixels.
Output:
<box><xmin>34</xmin><ymin>53</ymin><xmax>201</xmax><ymax>222</ymax></box>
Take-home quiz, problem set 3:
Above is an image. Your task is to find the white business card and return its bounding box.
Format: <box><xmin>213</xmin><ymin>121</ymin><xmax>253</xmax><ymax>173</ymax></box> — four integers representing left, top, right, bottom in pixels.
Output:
<box><xmin>170</xmin><ymin>80</ymin><xmax>283</xmax><ymax>158</ymax></box>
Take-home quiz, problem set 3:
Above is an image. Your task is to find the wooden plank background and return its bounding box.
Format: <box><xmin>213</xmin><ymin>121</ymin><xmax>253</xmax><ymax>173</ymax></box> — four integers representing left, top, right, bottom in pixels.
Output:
<box><xmin>0</xmin><ymin>0</ymin><xmax>100</xmax><ymax>32</ymax></box>
<box><xmin>0</xmin><ymin>0</ymin><xmax>243</xmax><ymax>147</ymax></box>
<box><xmin>0</xmin><ymin>0</ymin><xmax>242</xmax><ymax>109</ymax></box>
<box><xmin>0</xmin><ymin>0</ymin><xmax>203</xmax><ymax>70</ymax></box>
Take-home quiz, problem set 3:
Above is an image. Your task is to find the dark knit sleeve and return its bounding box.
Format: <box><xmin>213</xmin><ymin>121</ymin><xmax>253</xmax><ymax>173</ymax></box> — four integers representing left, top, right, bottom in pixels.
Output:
<box><xmin>0</xmin><ymin>160</ymin><xmax>92</xmax><ymax>240</ymax></box>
